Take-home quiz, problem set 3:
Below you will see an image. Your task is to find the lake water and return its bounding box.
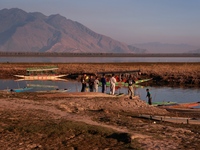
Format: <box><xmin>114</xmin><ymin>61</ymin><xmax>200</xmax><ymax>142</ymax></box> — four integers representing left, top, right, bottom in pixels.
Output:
<box><xmin>1</xmin><ymin>56</ymin><xmax>200</xmax><ymax>107</ymax></box>
<box><xmin>0</xmin><ymin>57</ymin><xmax>200</xmax><ymax>63</ymax></box>
<box><xmin>1</xmin><ymin>80</ymin><xmax>200</xmax><ymax>106</ymax></box>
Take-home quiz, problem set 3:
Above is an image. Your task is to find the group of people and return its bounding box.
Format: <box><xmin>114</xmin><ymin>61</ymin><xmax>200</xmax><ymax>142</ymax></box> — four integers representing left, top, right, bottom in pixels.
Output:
<box><xmin>81</xmin><ymin>74</ymin><xmax>99</xmax><ymax>92</ymax></box>
<box><xmin>80</xmin><ymin>73</ymin><xmax>152</xmax><ymax>105</ymax></box>
<box><xmin>80</xmin><ymin>73</ymin><xmax>117</xmax><ymax>94</ymax></box>
<box><xmin>80</xmin><ymin>73</ymin><xmax>135</xmax><ymax>97</ymax></box>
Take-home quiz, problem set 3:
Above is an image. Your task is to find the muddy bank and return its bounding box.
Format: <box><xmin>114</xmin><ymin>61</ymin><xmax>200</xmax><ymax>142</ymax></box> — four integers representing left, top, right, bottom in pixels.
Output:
<box><xmin>0</xmin><ymin>92</ymin><xmax>200</xmax><ymax>149</ymax></box>
<box><xmin>1</xmin><ymin>62</ymin><xmax>200</xmax><ymax>87</ymax></box>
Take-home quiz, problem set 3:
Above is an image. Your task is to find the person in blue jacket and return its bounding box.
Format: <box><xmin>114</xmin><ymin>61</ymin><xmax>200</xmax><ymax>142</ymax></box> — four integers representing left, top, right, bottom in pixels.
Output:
<box><xmin>146</xmin><ymin>88</ymin><xmax>152</xmax><ymax>105</ymax></box>
<box><xmin>100</xmin><ymin>74</ymin><xmax>106</xmax><ymax>93</ymax></box>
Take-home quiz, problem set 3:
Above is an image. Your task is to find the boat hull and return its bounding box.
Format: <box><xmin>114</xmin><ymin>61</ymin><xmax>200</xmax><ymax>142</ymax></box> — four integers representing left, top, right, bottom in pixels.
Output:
<box><xmin>14</xmin><ymin>75</ymin><xmax>67</xmax><ymax>81</ymax></box>
<box><xmin>152</xmin><ymin>101</ymin><xmax>177</xmax><ymax>106</ymax></box>
<box><xmin>4</xmin><ymin>87</ymin><xmax>33</xmax><ymax>93</ymax></box>
<box><xmin>99</xmin><ymin>78</ymin><xmax>152</xmax><ymax>87</ymax></box>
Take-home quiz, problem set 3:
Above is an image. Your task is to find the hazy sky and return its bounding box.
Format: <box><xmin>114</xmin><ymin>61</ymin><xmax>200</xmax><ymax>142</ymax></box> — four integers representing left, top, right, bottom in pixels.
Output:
<box><xmin>1</xmin><ymin>0</ymin><xmax>200</xmax><ymax>47</ymax></box>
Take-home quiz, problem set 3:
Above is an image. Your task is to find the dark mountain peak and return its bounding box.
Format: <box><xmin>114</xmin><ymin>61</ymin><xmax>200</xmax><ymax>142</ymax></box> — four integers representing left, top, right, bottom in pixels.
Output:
<box><xmin>0</xmin><ymin>8</ymin><xmax>26</xmax><ymax>14</ymax></box>
<box><xmin>0</xmin><ymin>8</ymin><xmax>27</xmax><ymax>20</ymax></box>
<box><xmin>0</xmin><ymin>8</ymin><xmax>46</xmax><ymax>23</ymax></box>
<box><xmin>0</xmin><ymin>8</ymin><xmax>29</xmax><ymax>33</ymax></box>
<box><xmin>48</xmin><ymin>14</ymin><xmax>66</xmax><ymax>20</ymax></box>
<box><xmin>46</xmin><ymin>14</ymin><xmax>68</xmax><ymax>29</ymax></box>
<box><xmin>29</xmin><ymin>12</ymin><xmax>47</xmax><ymax>20</ymax></box>
<box><xmin>134</xmin><ymin>42</ymin><xmax>198</xmax><ymax>53</ymax></box>
<box><xmin>47</xmin><ymin>14</ymin><xmax>69</xmax><ymax>24</ymax></box>
<box><xmin>0</xmin><ymin>8</ymin><xmax>26</xmax><ymax>18</ymax></box>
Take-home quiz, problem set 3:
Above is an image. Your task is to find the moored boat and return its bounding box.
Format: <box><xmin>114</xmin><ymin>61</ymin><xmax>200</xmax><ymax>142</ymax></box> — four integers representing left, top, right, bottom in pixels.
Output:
<box><xmin>14</xmin><ymin>66</ymin><xmax>67</xmax><ymax>81</ymax></box>
<box><xmin>50</xmin><ymin>89</ymin><xmax>70</xmax><ymax>93</ymax></box>
<box><xmin>4</xmin><ymin>87</ymin><xmax>33</xmax><ymax>93</ymax></box>
<box><xmin>99</xmin><ymin>78</ymin><xmax>152</xmax><ymax>87</ymax></box>
<box><xmin>152</xmin><ymin>101</ymin><xmax>177</xmax><ymax>106</ymax></box>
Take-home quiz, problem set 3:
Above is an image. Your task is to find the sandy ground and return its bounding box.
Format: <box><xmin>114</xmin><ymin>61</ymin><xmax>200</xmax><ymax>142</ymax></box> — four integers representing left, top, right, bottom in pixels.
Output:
<box><xmin>0</xmin><ymin>62</ymin><xmax>200</xmax><ymax>149</ymax></box>
<box><xmin>0</xmin><ymin>91</ymin><xmax>200</xmax><ymax>150</ymax></box>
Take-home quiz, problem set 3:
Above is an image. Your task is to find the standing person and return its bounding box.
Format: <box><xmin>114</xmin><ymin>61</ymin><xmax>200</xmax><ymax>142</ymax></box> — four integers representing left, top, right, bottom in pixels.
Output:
<box><xmin>81</xmin><ymin>74</ymin><xmax>87</xmax><ymax>92</ymax></box>
<box><xmin>126</xmin><ymin>75</ymin><xmax>135</xmax><ymax>99</ymax></box>
<box><xmin>89</xmin><ymin>75</ymin><xmax>95</xmax><ymax>92</ymax></box>
<box><xmin>109</xmin><ymin>74</ymin><xmax>116</xmax><ymax>95</ymax></box>
<box><xmin>93</xmin><ymin>76</ymin><xmax>99</xmax><ymax>92</ymax></box>
<box><xmin>100</xmin><ymin>74</ymin><xmax>106</xmax><ymax>93</ymax></box>
<box><xmin>146</xmin><ymin>88</ymin><xmax>152</xmax><ymax>105</ymax></box>
<box><xmin>85</xmin><ymin>75</ymin><xmax>89</xmax><ymax>92</ymax></box>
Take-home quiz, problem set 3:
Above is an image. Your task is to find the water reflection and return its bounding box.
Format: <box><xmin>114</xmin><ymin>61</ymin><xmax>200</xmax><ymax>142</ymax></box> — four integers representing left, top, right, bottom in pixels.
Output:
<box><xmin>0</xmin><ymin>79</ymin><xmax>200</xmax><ymax>104</ymax></box>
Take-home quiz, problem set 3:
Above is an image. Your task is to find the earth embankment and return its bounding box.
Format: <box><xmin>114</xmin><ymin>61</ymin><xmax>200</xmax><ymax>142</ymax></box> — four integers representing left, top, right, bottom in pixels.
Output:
<box><xmin>0</xmin><ymin>92</ymin><xmax>200</xmax><ymax>149</ymax></box>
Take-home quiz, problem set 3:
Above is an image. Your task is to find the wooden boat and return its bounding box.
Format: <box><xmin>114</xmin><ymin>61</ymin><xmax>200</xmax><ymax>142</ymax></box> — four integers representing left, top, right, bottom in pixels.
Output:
<box><xmin>167</xmin><ymin>102</ymin><xmax>200</xmax><ymax>108</ymax></box>
<box><xmin>152</xmin><ymin>101</ymin><xmax>177</xmax><ymax>106</ymax></box>
<box><xmin>14</xmin><ymin>66</ymin><xmax>67</xmax><ymax>81</ymax></box>
<box><xmin>50</xmin><ymin>89</ymin><xmax>70</xmax><ymax>93</ymax></box>
<box><xmin>117</xmin><ymin>78</ymin><xmax>152</xmax><ymax>86</ymax></box>
<box><xmin>27</xmin><ymin>83</ymin><xmax>58</xmax><ymax>89</ymax></box>
<box><xmin>36</xmin><ymin>89</ymin><xmax>70</xmax><ymax>93</ymax></box>
<box><xmin>99</xmin><ymin>78</ymin><xmax>152</xmax><ymax>87</ymax></box>
<box><xmin>5</xmin><ymin>87</ymin><xmax>33</xmax><ymax>93</ymax></box>
<box><xmin>139</xmin><ymin>114</ymin><xmax>200</xmax><ymax>125</ymax></box>
<box><xmin>96</xmin><ymin>70</ymin><xmax>152</xmax><ymax>87</ymax></box>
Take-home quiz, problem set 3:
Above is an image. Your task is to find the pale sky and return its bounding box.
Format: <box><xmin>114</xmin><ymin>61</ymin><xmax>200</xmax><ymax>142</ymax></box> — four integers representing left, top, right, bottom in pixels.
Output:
<box><xmin>1</xmin><ymin>0</ymin><xmax>200</xmax><ymax>47</ymax></box>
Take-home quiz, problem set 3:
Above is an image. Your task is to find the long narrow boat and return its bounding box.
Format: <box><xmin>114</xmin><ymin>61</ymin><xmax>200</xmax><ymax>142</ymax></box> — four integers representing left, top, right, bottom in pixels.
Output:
<box><xmin>4</xmin><ymin>87</ymin><xmax>33</xmax><ymax>93</ymax></box>
<box><xmin>152</xmin><ymin>101</ymin><xmax>177</xmax><ymax>106</ymax></box>
<box><xmin>36</xmin><ymin>89</ymin><xmax>70</xmax><ymax>93</ymax></box>
<box><xmin>50</xmin><ymin>89</ymin><xmax>70</xmax><ymax>93</ymax></box>
<box><xmin>14</xmin><ymin>66</ymin><xmax>67</xmax><ymax>81</ymax></box>
<box><xmin>96</xmin><ymin>70</ymin><xmax>152</xmax><ymax>87</ymax></box>
<box><xmin>27</xmin><ymin>83</ymin><xmax>58</xmax><ymax>89</ymax></box>
<box><xmin>167</xmin><ymin>102</ymin><xmax>200</xmax><ymax>108</ymax></box>
<box><xmin>99</xmin><ymin>78</ymin><xmax>152</xmax><ymax>87</ymax></box>
<box><xmin>139</xmin><ymin>114</ymin><xmax>200</xmax><ymax>125</ymax></box>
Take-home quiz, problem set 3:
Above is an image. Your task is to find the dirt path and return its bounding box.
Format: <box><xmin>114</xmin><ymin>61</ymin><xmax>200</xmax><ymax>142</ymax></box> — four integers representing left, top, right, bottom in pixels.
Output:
<box><xmin>0</xmin><ymin>92</ymin><xmax>200</xmax><ymax>149</ymax></box>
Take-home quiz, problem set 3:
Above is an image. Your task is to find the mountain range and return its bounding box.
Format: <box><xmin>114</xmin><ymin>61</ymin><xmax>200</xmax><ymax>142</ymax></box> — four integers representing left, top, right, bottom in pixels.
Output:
<box><xmin>133</xmin><ymin>42</ymin><xmax>200</xmax><ymax>53</ymax></box>
<box><xmin>0</xmin><ymin>8</ymin><xmax>146</xmax><ymax>53</ymax></box>
<box><xmin>188</xmin><ymin>48</ymin><xmax>200</xmax><ymax>53</ymax></box>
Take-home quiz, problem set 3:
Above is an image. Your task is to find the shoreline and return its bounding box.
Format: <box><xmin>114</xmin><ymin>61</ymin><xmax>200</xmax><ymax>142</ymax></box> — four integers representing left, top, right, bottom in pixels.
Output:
<box><xmin>1</xmin><ymin>52</ymin><xmax>200</xmax><ymax>57</ymax></box>
<box><xmin>0</xmin><ymin>62</ymin><xmax>200</xmax><ymax>87</ymax></box>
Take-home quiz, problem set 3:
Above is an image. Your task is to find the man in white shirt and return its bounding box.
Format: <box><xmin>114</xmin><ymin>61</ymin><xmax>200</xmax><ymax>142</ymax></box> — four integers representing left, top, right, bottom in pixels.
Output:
<box><xmin>94</xmin><ymin>76</ymin><xmax>99</xmax><ymax>92</ymax></box>
<box><xmin>109</xmin><ymin>74</ymin><xmax>116</xmax><ymax>95</ymax></box>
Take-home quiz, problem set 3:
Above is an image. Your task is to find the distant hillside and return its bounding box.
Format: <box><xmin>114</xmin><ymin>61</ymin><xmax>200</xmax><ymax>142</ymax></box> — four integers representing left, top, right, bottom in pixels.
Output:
<box><xmin>188</xmin><ymin>49</ymin><xmax>200</xmax><ymax>53</ymax></box>
<box><xmin>0</xmin><ymin>8</ymin><xmax>146</xmax><ymax>53</ymax></box>
<box><xmin>133</xmin><ymin>42</ymin><xmax>199</xmax><ymax>53</ymax></box>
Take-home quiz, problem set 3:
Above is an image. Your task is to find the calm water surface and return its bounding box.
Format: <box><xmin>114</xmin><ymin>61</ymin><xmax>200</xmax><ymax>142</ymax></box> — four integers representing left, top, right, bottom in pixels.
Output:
<box><xmin>1</xmin><ymin>80</ymin><xmax>199</xmax><ymax>105</ymax></box>
<box><xmin>0</xmin><ymin>57</ymin><xmax>200</xmax><ymax>62</ymax></box>
<box><xmin>1</xmin><ymin>56</ymin><xmax>199</xmax><ymax>106</ymax></box>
